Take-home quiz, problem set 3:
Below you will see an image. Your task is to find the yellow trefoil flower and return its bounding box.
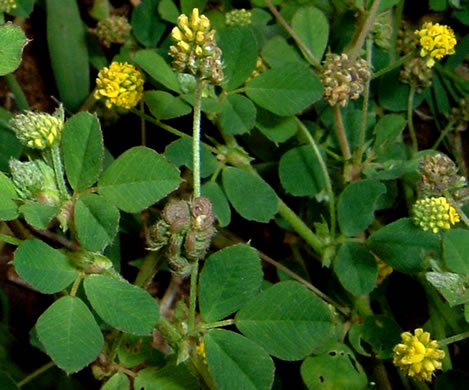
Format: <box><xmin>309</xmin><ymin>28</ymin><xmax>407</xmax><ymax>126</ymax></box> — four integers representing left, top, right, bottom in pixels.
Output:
<box><xmin>95</xmin><ymin>62</ymin><xmax>144</xmax><ymax>110</ymax></box>
<box><xmin>415</xmin><ymin>22</ymin><xmax>457</xmax><ymax>67</ymax></box>
<box><xmin>393</xmin><ymin>328</ymin><xmax>445</xmax><ymax>382</ymax></box>
<box><xmin>412</xmin><ymin>196</ymin><xmax>460</xmax><ymax>234</ymax></box>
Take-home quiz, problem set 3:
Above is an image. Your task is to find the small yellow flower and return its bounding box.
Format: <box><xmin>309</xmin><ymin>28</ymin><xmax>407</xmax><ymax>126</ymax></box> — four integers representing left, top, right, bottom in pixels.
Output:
<box><xmin>412</xmin><ymin>196</ymin><xmax>460</xmax><ymax>233</ymax></box>
<box><xmin>415</xmin><ymin>22</ymin><xmax>457</xmax><ymax>67</ymax></box>
<box><xmin>95</xmin><ymin>62</ymin><xmax>144</xmax><ymax>109</ymax></box>
<box><xmin>393</xmin><ymin>328</ymin><xmax>445</xmax><ymax>382</ymax></box>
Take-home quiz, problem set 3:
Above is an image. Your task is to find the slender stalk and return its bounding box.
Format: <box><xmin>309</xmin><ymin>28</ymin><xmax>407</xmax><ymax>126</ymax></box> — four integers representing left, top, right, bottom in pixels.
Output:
<box><xmin>277</xmin><ymin>199</ymin><xmax>323</xmax><ymax>255</ymax></box>
<box><xmin>130</xmin><ymin>108</ymin><xmax>218</xmax><ymax>154</ymax></box>
<box><xmin>295</xmin><ymin>117</ymin><xmax>336</xmax><ymax>236</ymax></box>
<box><xmin>188</xmin><ymin>261</ymin><xmax>199</xmax><ymax>331</ymax></box>
<box><xmin>79</xmin><ymin>88</ymin><xmax>98</xmax><ymax>112</ymax></box>
<box><xmin>355</xmin><ymin>37</ymin><xmax>373</xmax><ymax>165</ymax></box>
<box><xmin>199</xmin><ymin>319</ymin><xmax>235</xmax><ymax>330</ymax></box>
<box><xmin>427</xmin><ymin>292</ymin><xmax>452</xmax><ymax>370</ymax></box>
<box><xmin>192</xmin><ymin>80</ymin><xmax>203</xmax><ymax>198</ymax></box>
<box><xmin>264</xmin><ymin>0</ymin><xmax>320</xmax><ymax>68</ymax></box>
<box><xmin>347</xmin><ymin>0</ymin><xmax>382</xmax><ymax>62</ymax></box>
<box><xmin>69</xmin><ymin>272</ymin><xmax>84</xmax><ymax>297</ymax></box>
<box><xmin>134</xmin><ymin>251</ymin><xmax>164</xmax><ymax>288</ymax></box>
<box><xmin>439</xmin><ymin>331</ymin><xmax>469</xmax><ymax>347</ymax></box>
<box><xmin>17</xmin><ymin>361</ymin><xmax>55</xmax><ymax>387</ymax></box>
<box><xmin>432</xmin><ymin>121</ymin><xmax>455</xmax><ymax>150</ymax></box>
<box><xmin>0</xmin><ymin>233</ymin><xmax>23</xmax><ymax>246</ymax></box>
<box><xmin>407</xmin><ymin>86</ymin><xmax>418</xmax><ymax>154</ymax></box>
<box><xmin>4</xmin><ymin>73</ymin><xmax>29</xmax><ymax>111</ymax></box>
<box><xmin>332</xmin><ymin>105</ymin><xmax>352</xmax><ymax>161</ymax></box>
<box><xmin>372</xmin><ymin>51</ymin><xmax>415</xmax><ymax>80</ymax></box>
<box><xmin>373</xmin><ymin>359</ymin><xmax>393</xmax><ymax>390</ymax></box>
<box><xmin>140</xmin><ymin>99</ymin><xmax>146</xmax><ymax>146</ymax></box>
<box><xmin>260</xmin><ymin>251</ymin><xmax>350</xmax><ymax>316</ymax></box>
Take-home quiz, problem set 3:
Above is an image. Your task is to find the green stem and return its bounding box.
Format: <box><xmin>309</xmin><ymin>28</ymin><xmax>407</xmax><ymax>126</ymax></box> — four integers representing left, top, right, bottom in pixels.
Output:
<box><xmin>407</xmin><ymin>86</ymin><xmax>418</xmax><ymax>154</ymax></box>
<box><xmin>347</xmin><ymin>0</ymin><xmax>382</xmax><ymax>62</ymax></box>
<box><xmin>4</xmin><ymin>73</ymin><xmax>29</xmax><ymax>111</ymax></box>
<box><xmin>372</xmin><ymin>51</ymin><xmax>415</xmax><ymax>80</ymax></box>
<box><xmin>277</xmin><ymin>199</ymin><xmax>324</xmax><ymax>255</ymax></box>
<box><xmin>264</xmin><ymin>0</ymin><xmax>320</xmax><ymax>68</ymax></box>
<box><xmin>439</xmin><ymin>331</ymin><xmax>469</xmax><ymax>347</ymax></box>
<box><xmin>333</xmin><ymin>105</ymin><xmax>352</xmax><ymax>161</ymax></box>
<box><xmin>199</xmin><ymin>319</ymin><xmax>234</xmax><ymax>330</ymax></box>
<box><xmin>17</xmin><ymin>361</ymin><xmax>55</xmax><ymax>387</ymax></box>
<box><xmin>432</xmin><ymin>121</ymin><xmax>455</xmax><ymax>150</ymax></box>
<box><xmin>0</xmin><ymin>233</ymin><xmax>23</xmax><ymax>246</ymax></box>
<box><xmin>373</xmin><ymin>359</ymin><xmax>392</xmax><ymax>390</ymax></box>
<box><xmin>79</xmin><ymin>88</ymin><xmax>97</xmax><ymax>112</ymax></box>
<box><xmin>156</xmin><ymin>315</ymin><xmax>182</xmax><ymax>349</ymax></box>
<box><xmin>428</xmin><ymin>292</ymin><xmax>452</xmax><ymax>370</ymax></box>
<box><xmin>355</xmin><ymin>37</ymin><xmax>373</xmax><ymax>165</ymax></box>
<box><xmin>295</xmin><ymin>117</ymin><xmax>336</xmax><ymax>236</ymax></box>
<box><xmin>134</xmin><ymin>251</ymin><xmax>164</xmax><ymax>288</ymax></box>
<box><xmin>188</xmin><ymin>261</ymin><xmax>199</xmax><ymax>331</ymax></box>
<box><xmin>140</xmin><ymin>99</ymin><xmax>146</xmax><ymax>146</ymax></box>
<box><xmin>69</xmin><ymin>272</ymin><xmax>84</xmax><ymax>297</ymax></box>
<box><xmin>192</xmin><ymin>80</ymin><xmax>203</xmax><ymax>198</ymax></box>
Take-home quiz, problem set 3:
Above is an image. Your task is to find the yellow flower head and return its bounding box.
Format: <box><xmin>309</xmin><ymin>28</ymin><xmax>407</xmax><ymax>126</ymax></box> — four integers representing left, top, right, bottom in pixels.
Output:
<box><xmin>415</xmin><ymin>22</ymin><xmax>457</xmax><ymax>67</ymax></box>
<box><xmin>95</xmin><ymin>62</ymin><xmax>144</xmax><ymax>109</ymax></box>
<box><xmin>412</xmin><ymin>196</ymin><xmax>460</xmax><ymax>234</ymax></box>
<box><xmin>169</xmin><ymin>8</ymin><xmax>223</xmax><ymax>84</ymax></box>
<box><xmin>393</xmin><ymin>328</ymin><xmax>445</xmax><ymax>382</ymax></box>
<box><xmin>10</xmin><ymin>110</ymin><xmax>64</xmax><ymax>150</ymax></box>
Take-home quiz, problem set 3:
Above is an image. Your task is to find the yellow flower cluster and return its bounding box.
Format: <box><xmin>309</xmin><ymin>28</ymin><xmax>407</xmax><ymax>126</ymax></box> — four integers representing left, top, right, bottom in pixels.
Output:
<box><xmin>169</xmin><ymin>8</ymin><xmax>223</xmax><ymax>84</ymax></box>
<box><xmin>95</xmin><ymin>62</ymin><xmax>144</xmax><ymax>109</ymax></box>
<box><xmin>225</xmin><ymin>9</ymin><xmax>252</xmax><ymax>27</ymax></box>
<box><xmin>10</xmin><ymin>111</ymin><xmax>63</xmax><ymax>150</ymax></box>
<box><xmin>412</xmin><ymin>196</ymin><xmax>460</xmax><ymax>233</ymax></box>
<box><xmin>415</xmin><ymin>22</ymin><xmax>457</xmax><ymax>68</ymax></box>
<box><xmin>393</xmin><ymin>328</ymin><xmax>445</xmax><ymax>382</ymax></box>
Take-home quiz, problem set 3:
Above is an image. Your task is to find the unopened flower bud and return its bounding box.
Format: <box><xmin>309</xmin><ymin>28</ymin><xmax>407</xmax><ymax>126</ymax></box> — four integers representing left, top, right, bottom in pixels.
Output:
<box><xmin>93</xmin><ymin>15</ymin><xmax>132</xmax><ymax>48</ymax></box>
<box><xmin>10</xmin><ymin>111</ymin><xmax>63</xmax><ymax>150</ymax></box>
<box><xmin>400</xmin><ymin>57</ymin><xmax>433</xmax><ymax>92</ymax></box>
<box><xmin>412</xmin><ymin>196</ymin><xmax>460</xmax><ymax>233</ymax></box>
<box><xmin>225</xmin><ymin>9</ymin><xmax>252</xmax><ymax>27</ymax></box>
<box><xmin>0</xmin><ymin>0</ymin><xmax>16</xmax><ymax>13</ymax></box>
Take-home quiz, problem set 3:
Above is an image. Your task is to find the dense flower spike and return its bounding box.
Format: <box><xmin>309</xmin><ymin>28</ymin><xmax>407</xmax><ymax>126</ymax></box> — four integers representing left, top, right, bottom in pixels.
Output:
<box><xmin>225</xmin><ymin>9</ymin><xmax>252</xmax><ymax>26</ymax></box>
<box><xmin>418</xmin><ymin>153</ymin><xmax>467</xmax><ymax>200</ymax></box>
<box><xmin>95</xmin><ymin>62</ymin><xmax>144</xmax><ymax>109</ymax></box>
<box><xmin>320</xmin><ymin>53</ymin><xmax>370</xmax><ymax>107</ymax></box>
<box><xmin>0</xmin><ymin>0</ymin><xmax>16</xmax><ymax>13</ymax></box>
<box><xmin>169</xmin><ymin>8</ymin><xmax>224</xmax><ymax>85</ymax></box>
<box><xmin>93</xmin><ymin>15</ymin><xmax>132</xmax><ymax>48</ymax></box>
<box><xmin>412</xmin><ymin>196</ymin><xmax>460</xmax><ymax>233</ymax></box>
<box><xmin>10</xmin><ymin>111</ymin><xmax>63</xmax><ymax>150</ymax></box>
<box><xmin>393</xmin><ymin>328</ymin><xmax>445</xmax><ymax>382</ymax></box>
<box><xmin>415</xmin><ymin>22</ymin><xmax>457</xmax><ymax>68</ymax></box>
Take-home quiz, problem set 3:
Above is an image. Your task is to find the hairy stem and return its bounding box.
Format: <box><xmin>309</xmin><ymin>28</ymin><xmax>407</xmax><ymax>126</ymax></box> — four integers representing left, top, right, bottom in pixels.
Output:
<box><xmin>333</xmin><ymin>105</ymin><xmax>352</xmax><ymax>161</ymax></box>
<box><xmin>17</xmin><ymin>361</ymin><xmax>55</xmax><ymax>388</ymax></box>
<box><xmin>407</xmin><ymin>86</ymin><xmax>418</xmax><ymax>154</ymax></box>
<box><xmin>192</xmin><ymin>80</ymin><xmax>203</xmax><ymax>198</ymax></box>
